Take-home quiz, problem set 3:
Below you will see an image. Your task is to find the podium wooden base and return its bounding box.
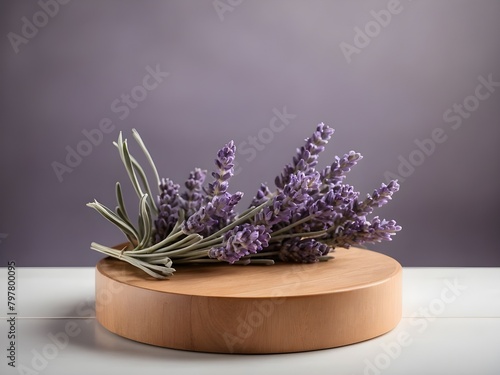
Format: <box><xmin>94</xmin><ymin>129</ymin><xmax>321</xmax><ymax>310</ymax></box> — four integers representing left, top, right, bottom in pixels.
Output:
<box><xmin>95</xmin><ymin>247</ymin><xmax>402</xmax><ymax>353</ymax></box>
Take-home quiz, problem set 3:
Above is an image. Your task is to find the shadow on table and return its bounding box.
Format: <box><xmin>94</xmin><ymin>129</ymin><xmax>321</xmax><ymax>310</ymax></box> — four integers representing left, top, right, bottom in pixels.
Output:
<box><xmin>26</xmin><ymin>316</ymin><xmax>393</xmax><ymax>373</ymax></box>
<box><xmin>44</xmin><ymin>318</ymin><xmax>316</xmax><ymax>362</ymax></box>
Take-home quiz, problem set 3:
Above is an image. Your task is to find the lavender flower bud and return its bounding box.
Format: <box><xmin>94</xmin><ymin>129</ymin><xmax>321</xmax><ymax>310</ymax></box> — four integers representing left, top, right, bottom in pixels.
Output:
<box><xmin>305</xmin><ymin>190</ymin><xmax>340</xmax><ymax>230</ymax></box>
<box><xmin>211</xmin><ymin>191</ymin><xmax>243</xmax><ymax>222</ymax></box>
<box><xmin>276</xmin><ymin>123</ymin><xmax>334</xmax><ymax>188</ymax></box>
<box><xmin>293</xmin><ymin>184</ymin><xmax>357</xmax><ymax>232</ymax></box>
<box><xmin>154</xmin><ymin>178</ymin><xmax>181</xmax><ymax>242</ymax></box>
<box><xmin>331</xmin><ymin>216</ymin><xmax>401</xmax><ymax>248</ymax></box>
<box><xmin>354</xmin><ymin>180</ymin><xmax>400</xmax><ymax>216</ymax></box>
<box><xmin>249</xmin><ymin>183</ymin><xmax>272</xmax><ymax>207</ymax></box>
<box><xmin>207</xmin><ymin>141</ymin><xmax>236</xmax><ymax>197</ymax></box>
<box><xmin>183</xmin><ymin>141</ymin><xmax>244</xmax><ymax>236</ymax></box>
<box><xmin>182</xmin><ymin>191</ymin><xmax>243</xmax><ymax>235</ymax></box>
<box><xmin>208</xmin><ymin>224</ymin><xmax>271</xmax><ymax>263</ymax></box>
<box><xmin>181</xmin><ymin>168</ymin><xmax>206</xmax><ymax>217</ymax></box>
<box><xmin>320</xmin><ymin>151</ymin><xmax>363</xmax><ymax>189</ymax></box>
<box><xmin>279</xmin><ymin>238</ymin><xmax>331</xmax><ymax>263</ymax></box>
<box><xmin>181</xmin><ymin>202</ymin><xmax>218</xmax><ymax>235</ymax></box>
<box><xmin>254</xmin><ymin>172</ymin><xmax>314</xmax><ymax>228</ymax></box>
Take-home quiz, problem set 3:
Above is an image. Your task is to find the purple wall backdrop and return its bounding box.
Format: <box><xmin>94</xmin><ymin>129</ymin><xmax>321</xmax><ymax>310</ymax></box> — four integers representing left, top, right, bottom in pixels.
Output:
<box><xmin>1</xmin><ymin>0</ymin><xmax>499</xmax><ymax>267</ymax></box>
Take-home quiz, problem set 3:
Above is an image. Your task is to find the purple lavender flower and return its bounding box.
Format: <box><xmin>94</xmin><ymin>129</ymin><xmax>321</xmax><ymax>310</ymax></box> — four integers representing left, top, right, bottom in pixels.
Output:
<box><xmin>275</xmin><ymin>123</ymin><xmax>334</xmax><ymax>189</ymax></box>
<box><xmin>320</xmin><ymin>151</ymin><xmax>363</xmax><ymax>191</ymax></box>
<box><xmin>160</xmin><ymin>125</ymin><xmax>400</xmax><ymax>263</ymax></box>
<box><xmin>253</xmin><ymin>172</ymin><xmax>315</xmax><ymax>228</ymax></box>
<box><xmin>249</xmin><ymin>183</ymin><xmax>272</xmax><ymax>207</ymax></box>
<box><xmin>353</xmin><ymin>180</ymin><xmax>400</xmax><ymax>216</ymax></box>
<box><xmin>212</xmin><ymin>192</ymin><xmax>243</xmax><ymax>217</ymax></box>
<box><xmin>208</xmin><ymin>224</ymin><xmax>271</xmax><ymax>263</ymax></box>
<box><xmin>180</xmin><ymin>168</ymin><xmax>206</xmax><ymax>217</ymax></box>
<box><xmin>278</xmin><ymin>237</ymin><xmax>331</xmax><ymax>263</ymax></box>
<box><xmin>330</xmin><ymin>216</ymin><xmax>401</xmax><ymax>249</ymax></box>
<box><xmin>181</xmin><ymin>202</ymin><xmax>218</xmax><ymax>235</ymax></box>
<box><xmin>182</xmin><ymin>192</ymin><xmax>244</xmax><ymax>235</ymax></box>
<box><xmin>154</xmin><ymin>178</ymin><xmax>181</xmax><ymax>242</ymax></box>
<box><xmin>285</xmin><ymin>184</ymin><xmax>358</xmax><ymax>233</ymax></box>
<box><xmin>304</xmin><ymin>189</ymin><xmax>344</xmax><ymax>230</ymax></box>
<box><xmin>182</xmin><ymin>141</ymin><xmax>243</xmax><ymax>235</ymax></box>
<box><xmin>306</xmin><ymin>190</ymin><xmax>337</xmax><ymax>226</ymax></box>
<box><xmin>206</xmin><ymin>141</ymin><xmax>236</xmax><ymax>198</ymax></box>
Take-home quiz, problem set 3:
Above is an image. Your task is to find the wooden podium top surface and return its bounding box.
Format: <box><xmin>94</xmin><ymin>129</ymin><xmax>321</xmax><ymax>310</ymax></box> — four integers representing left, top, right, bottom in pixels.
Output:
<box><xmin>97</xmin><ymin>247</ymin><xmax>401</xmax><ymax>298</ymax></box>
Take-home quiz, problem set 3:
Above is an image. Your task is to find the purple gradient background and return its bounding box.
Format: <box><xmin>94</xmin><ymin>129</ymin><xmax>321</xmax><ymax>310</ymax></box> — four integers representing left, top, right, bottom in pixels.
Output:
<box><xmin>1</xmin><ymin>0</ymin><xmax>499</xmax><ymax>267</ymax></box>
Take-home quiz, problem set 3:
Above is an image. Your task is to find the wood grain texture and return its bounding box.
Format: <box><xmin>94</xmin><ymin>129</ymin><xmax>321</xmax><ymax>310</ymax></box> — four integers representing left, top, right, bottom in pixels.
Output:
<box><xmin>95</xmin><ymin>247</ymin><xmax>402</xmax><ymax>353</ymax></box>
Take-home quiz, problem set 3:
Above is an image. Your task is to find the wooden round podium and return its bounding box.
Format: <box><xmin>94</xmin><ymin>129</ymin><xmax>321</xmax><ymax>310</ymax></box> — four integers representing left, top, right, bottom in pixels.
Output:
<box><xmin>95</xmin><ymin>247</ymin><xmax>402</xmax><ymax>353</ymax></box>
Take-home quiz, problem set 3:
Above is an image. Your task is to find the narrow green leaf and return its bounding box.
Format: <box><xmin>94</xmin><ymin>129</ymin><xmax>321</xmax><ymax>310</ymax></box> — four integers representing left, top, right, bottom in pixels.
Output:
<box><xmin>128</xmin><ymin>154</ymin><xmax>158</xmax><ymax>216</ymax></box>
<box><xmin>87</xmin><ymin>201</ymin><xmax>138</xmax><ymax>240</ymax></box>
<box><xmin>132</xmin><ymin>129</ymin><xmax>161</xmax><ymax>192</ymax></box>
<box><xmin>115</xmin><ymin>182</ymin><xmax>130</xmax><ymax>222</ymax></box>
<box><xmin>122</xmin><ymin>139</ymin><xmax>145</xmax><ymax>199</ymax></box>
<box><xmin>137</xmin><ymin>194</ymin><xmax>153</xmax><ymax>248</ymax></box>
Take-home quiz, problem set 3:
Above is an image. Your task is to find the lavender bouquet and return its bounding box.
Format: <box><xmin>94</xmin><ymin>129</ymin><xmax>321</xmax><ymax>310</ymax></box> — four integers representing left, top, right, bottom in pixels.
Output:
<box><xmin>87</xmin><ymin>124</ymin><xmax>401</xmax><ymax>279</ymax></box>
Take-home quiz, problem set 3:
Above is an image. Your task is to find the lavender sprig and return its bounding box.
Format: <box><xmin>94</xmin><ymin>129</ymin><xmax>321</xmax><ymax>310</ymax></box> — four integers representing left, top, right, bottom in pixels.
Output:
<box><xmin>181</xmin><ymin>202</ymin><xmax>218</xmax><ymax>235</ymax></box>
<box><xmin>320</xmin><ymin>151</ymin><xmax>363</xmax><ymax>191</ymax></box>
<box><xmin>182</xmin><ymin>141</ymin><xmax>243</xmax><ymax>236</ymax></box>
<box><xmin>252</xmin><ymin>172</ymin><xmax>313</xmax><ymax>228</ymax></box>
<box><xmin>278</xmin><ymin>237</ymin><xmax>331</xmax><ymax>263</ymax></box>
<box><xmin>329</xmin><ymin>216</ymin><xmax>402</xmax><ymax>249</ymax></box>
<box><xmin>208</xmin><ymin>224</ymin><xmax>271</xmax><ymax>263</ymax></box>
<box><xmin>275</xmin><ymin>123</ymin><xmax>334</xmax><ymax>189</ymax></box>
<box><xmin>270</xmin><ymin>183</ymin><xmax>358</xmax><ymax>236</ymax></box>
<box><xmin>206</xmin><ymin>140</ymin><xmax>236</xmax><ymax>198</ymax></box>
<box><xmin>354</xmin><ymin>180</ymin><xmax>400</xmax><ymax>217</ymax></box>
<box><xmin>154</xmin><ymin>178</ymin><xmax>181</xmax><ymax>243</ymax></box>
<box><xmin>180</xmin><ymin>168</ymin><xmax>207</xmax><ymax>217</ymax></box>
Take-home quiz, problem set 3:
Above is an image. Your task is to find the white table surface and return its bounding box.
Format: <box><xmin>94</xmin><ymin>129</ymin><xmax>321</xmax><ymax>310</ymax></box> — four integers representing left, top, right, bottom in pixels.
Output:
<box><xmin>1</xmin><ymin>267</ymin><xmax>499</xmax><ymax>375</ymax></box>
